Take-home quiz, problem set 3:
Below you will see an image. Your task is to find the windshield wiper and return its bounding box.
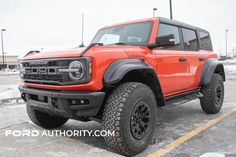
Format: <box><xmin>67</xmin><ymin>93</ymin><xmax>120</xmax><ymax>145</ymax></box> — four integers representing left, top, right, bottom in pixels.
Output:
<box><xmin>111</xmin><ymin>42</ymin><xmax>128</xmax><ymax>45</ymax></box>
<box><xmin>91</xmin><ymin>43</ymin><xmax>104</xmax><ymax>46</ymax></box>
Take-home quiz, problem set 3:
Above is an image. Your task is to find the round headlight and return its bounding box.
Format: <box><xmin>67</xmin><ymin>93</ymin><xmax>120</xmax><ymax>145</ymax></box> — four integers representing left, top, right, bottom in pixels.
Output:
<box><xmin>68</xmin><ymin>61</ymin><xmax>84</xmax><ymax>80</ymax></box>
<box><xmin>19</xmin><ymin>64</ymin><xmax>25</xmax><ymax>79</ymax></box>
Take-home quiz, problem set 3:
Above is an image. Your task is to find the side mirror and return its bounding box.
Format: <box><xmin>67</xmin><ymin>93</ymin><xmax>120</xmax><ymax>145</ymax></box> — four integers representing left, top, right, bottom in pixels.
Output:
<box><xmin>155</xmin><ymin>34</ymin><xmax>175</xmax><ymax>47</ymax></box>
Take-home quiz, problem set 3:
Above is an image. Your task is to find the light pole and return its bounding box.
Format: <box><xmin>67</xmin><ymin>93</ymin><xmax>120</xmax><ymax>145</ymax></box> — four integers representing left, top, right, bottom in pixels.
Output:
<box><xmin>1</xmin><ymin>29</ymin><xmax>6</xmax><ymax>69</ymax></box>
<box><xmin>225</xmin><ymin>29</ymin><xmax>228</xmax><ymax>56</ymax></box>
<box><xmin>169</xmin><ymin>0</ymin><xmax>173</xmax><ymax>20</ymax></box>
<box><xmin>153</xmin><ymin>8</ymin><xmax>157</xmax><ymax>17</ymax></box>
<box><xmin>79</xmin><ymin>13</ymin><xmax>85</xmax><ymax>47</ymax></box>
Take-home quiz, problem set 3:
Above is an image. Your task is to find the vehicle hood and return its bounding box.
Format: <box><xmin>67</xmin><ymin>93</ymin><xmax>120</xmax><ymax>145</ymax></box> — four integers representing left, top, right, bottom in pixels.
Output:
<box><xmin>23</xmin><ymin>45</ymin><xmax>151</xmax><ymax>60</ymax></box>
<box><xmin>23</xmin><ymin>48</ymin><xmax>85</xmax><ymax>60</ymax></box>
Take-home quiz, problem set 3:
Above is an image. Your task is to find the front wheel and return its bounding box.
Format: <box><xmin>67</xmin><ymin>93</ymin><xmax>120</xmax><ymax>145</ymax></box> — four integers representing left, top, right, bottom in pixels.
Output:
<box><xmin>103</xmin><ymin>82</ymin><xmax>157</xmax><ymax>156</ymax></box>
<box><xmin>200</xmin><ymin>74</ymin><xmax>224</xmax><ymax>114</ymax></box>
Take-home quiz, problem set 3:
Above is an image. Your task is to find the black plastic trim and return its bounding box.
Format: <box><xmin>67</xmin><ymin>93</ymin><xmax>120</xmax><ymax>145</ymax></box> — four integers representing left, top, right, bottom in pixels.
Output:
<box><xmin>104</xmin><ymin>59</ymin><xmax>152</xmax><ymax>85</ymax></box>
<box><xmin>165</xmin><ymin>89</ymin><xmax>203</xmax><ymax>106</ymax></box>
<box><xmin>19</xmin><ymin>85</ymin><xmax>105</xmax><ymax>118</ymax></box>
<box><xmin>103</xmin><ymin>59</ymin><xmax>165</xmax><ymax>106</ymax></box>
<box><xmin>200</xmin><ymin>58</ymin><xmax>226</xmax><ymax>86</ymax></box>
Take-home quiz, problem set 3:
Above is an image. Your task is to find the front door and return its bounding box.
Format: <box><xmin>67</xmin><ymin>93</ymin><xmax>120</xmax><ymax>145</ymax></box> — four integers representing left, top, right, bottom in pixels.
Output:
<box><xmin>153</xmin><ymin>23</ymin><xmax>192</xmax><ymax>97</ymax></box>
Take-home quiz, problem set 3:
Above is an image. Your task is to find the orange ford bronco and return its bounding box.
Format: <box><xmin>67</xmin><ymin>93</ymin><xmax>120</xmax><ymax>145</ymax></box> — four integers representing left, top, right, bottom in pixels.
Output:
<box><xmin>19</xmin><ymin>17</ymin><xmax>225</xmax><ymax>156</ymax></box>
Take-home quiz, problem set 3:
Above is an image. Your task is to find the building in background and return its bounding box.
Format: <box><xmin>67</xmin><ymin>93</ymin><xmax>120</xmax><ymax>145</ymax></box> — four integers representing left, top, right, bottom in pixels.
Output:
<box><xmin>0</xmin><ymin>54</ymin><xmax>19</xmax><ymax>70</ymax></box>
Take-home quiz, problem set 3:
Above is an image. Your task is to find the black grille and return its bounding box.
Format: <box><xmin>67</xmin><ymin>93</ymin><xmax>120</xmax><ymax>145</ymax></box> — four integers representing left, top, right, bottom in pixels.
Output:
<box><xmin>21</xmin><ymin>59</ymin><xmax>72</xmax><ymax>85</ymax></box>
<box><xmin>21</xmin><ymin>57</ymin><xmax>91</xmax><ymax>86</ymax></box>
<box><xmin>24</xmin><ymin>74</ymin><xmax>70</xmax><ymax>82</ymax></box>
<box><xmin>22</xmin><ymin>60</ymin><xmax>71</xmax><ymax>67</ymax></box>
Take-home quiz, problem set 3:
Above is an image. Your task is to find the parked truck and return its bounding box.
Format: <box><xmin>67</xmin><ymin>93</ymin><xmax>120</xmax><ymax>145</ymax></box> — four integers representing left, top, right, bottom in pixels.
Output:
<box><xmin>19</xmin><ymin>17</ymin><xmax>225</xmax><ymax>156</ymax></box>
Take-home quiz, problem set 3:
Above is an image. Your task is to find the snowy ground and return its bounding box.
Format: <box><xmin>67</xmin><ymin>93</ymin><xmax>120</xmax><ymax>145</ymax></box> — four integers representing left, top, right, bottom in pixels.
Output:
<box><xmin>0</xmin><ymin>70</ymin><xmax>19</xmax><ymax>76</ymax></box>
<box><xmin>224</xmin><ymin>65</ymin><xmax>236</xmax><ymax>74</ymax></box>
<box><xmin>221</xmin><ymin>57</ymin><xmax>236</xmax><ymax>75</ymax></box>
<box><xmin>0</xmin><ymin>84</ymin><xmax>20</xmax><ymax>101</ymax></box>
<box><xmin>220</xmin><ymin>57</ymin><xmax>236</xmax><ymax>65</ymax></box>
<box><xmin>224</xmin><ymin>65</ymin><xmax>236</xmax><ymax>80</ymax></box>
<box><xmin>0</xmin><ymin>70</ymin><xmax>21</xmax><ymax>102</ymax></box>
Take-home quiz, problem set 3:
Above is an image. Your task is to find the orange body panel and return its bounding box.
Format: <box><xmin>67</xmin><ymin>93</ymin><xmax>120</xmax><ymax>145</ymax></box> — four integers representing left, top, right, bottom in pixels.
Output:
<box><xmin>23</xmin><ymin>18</ymin><xmax>217</xmax><ymax>97</ymax></box>
<box><xmin>153</xmin><ymin>50</ymin><xmax>216</xmax><ymax>96</ymax></box>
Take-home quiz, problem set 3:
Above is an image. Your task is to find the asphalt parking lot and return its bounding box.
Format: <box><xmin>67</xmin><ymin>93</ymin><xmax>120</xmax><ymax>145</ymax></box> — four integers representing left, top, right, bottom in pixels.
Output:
<box><xmin>0</xmin><ymin>60</ymin><xmax>236</xmax><ymax>157</ymax></box>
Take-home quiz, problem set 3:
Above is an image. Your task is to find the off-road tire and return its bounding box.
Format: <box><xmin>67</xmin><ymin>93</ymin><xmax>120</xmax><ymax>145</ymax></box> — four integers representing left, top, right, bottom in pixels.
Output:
<box><xmin>103</xmin><ymin>82</ymin><xmax>157</xmax><ymax>156</ymax></box>
<box><xmin>26</xmin><ymin>104</ymin><xmax>68</xmax><ymax>129</ymax></box>
<box><xmin>200</xmin><ymin>74</ymin><xmax>224</xmax><ymax>114</ymax></box>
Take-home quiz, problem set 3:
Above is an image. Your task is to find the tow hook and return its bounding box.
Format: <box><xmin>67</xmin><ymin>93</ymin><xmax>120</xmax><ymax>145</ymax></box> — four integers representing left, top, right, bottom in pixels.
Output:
<box><xmin>50</xmin><ymin>98</ymin><xmax>58</xmax><ymax>108</ymax></box>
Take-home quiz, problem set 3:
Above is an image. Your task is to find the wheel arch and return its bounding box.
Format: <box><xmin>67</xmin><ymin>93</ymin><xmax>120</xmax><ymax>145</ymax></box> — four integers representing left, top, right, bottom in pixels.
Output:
<box><xmin>200</xmin><ymin>58</ymin><xmax>226</xmax><ymax>87</ymax></box>
<box><xmin>103</xmin><ymin>59</ymin><xmax>165</xmax><ymax>106</ymax></box>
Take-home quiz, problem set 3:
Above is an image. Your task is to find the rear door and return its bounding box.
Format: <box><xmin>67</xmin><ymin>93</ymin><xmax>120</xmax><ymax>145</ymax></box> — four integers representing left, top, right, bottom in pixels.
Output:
<box><xmin>181</xmin><ymin>28</ymin><xmax>210</xmax><ymax>89</ymax></box>
<box><xmin>153</xmin><ymin>23</ymin><xmax>192</xmax><ymax>96</ymax></box>
<box><xmin>181</xmin><ymin>28</ymin><xmax>201</xmax><ymax>89</ymax></box>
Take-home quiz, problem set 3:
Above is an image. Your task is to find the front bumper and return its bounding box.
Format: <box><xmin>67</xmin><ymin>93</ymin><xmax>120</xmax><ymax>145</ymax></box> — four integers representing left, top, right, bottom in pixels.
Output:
<box><xmin>19</xmin><ymin>85</ymin><xmax>105</xmax><ymax>119</ymax></box>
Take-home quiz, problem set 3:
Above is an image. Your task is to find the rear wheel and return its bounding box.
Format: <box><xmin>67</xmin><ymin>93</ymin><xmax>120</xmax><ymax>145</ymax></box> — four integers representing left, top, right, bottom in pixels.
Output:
<box><xmin>200</xmin><ymin>74</ymin><xmax>224</xmax><ymax>114</ymax></box>
<box><xmin>26</xmin><ymin>104</ymin><xmax>68</xmax><ymax>129</ymax></box>
<box><xmin>103</xmin><ymin>82</ymin><xmax>157</xmax><ymax>156</ymax></box>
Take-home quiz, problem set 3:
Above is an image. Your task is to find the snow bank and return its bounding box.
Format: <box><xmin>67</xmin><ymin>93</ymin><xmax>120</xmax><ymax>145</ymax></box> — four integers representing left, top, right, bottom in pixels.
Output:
<box><xmin>221</xmin><ymin>58</ymin><xmax>236</xmax><ymax>74</ymax></box>
<box><xmin>220</xmin><ymin>58</ymin><xmax>236</xmax><ymax>64</ymax></box>
<box><xmin>0</xmin><ymin>84</ymin><xmax>20</xmax><ymax>100</ymax></box>
<box><xmin>224</xmin><ymin>65</ymin><xmax>236</xmax><ymax>74</ymax></box>
<box><xmin>0</xmin><ymin>70</ymin><xmax>19</xmax><ymax>76</ymax></box>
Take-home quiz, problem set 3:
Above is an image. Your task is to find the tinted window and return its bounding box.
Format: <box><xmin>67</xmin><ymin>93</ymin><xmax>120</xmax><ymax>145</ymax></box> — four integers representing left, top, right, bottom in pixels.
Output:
<box><xmin>157</xmin><ymin>23</ymin><xmax>182</xmax><ymax>50</ymax></box>
<box><xmin>91</xmin><ymin>22</ymin><xmax>153</xmax><ymax>45</ymax></box>
<box><xmin>182</xmin><ymin>28</ymin><xmax>199</xmax><ymax>51</ymax></box>
<box><xmin>199</xmin><ymin>31</ymin><xmax>212</xmax><ymax>50</ymax></box>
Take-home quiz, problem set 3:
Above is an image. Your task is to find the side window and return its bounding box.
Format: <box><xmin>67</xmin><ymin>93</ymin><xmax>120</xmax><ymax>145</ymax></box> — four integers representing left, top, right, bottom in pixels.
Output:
<box><xmin>199</xmin><ymin>31</ymin><xmax>213</xmax><ymax>50</ymax></box>
<box><xmin>182</xmin><ymin>28</ymin><xmax>199</xmax><ymax>51</ymax></box>
<box><xmin>157</xmin><ymin>23</ymin><xmax>182</xmax><ymax>50</ymax></box>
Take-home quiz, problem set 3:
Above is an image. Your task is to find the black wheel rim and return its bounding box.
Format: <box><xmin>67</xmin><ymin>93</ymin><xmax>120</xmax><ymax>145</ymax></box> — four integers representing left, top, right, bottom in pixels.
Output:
<box><xmin>215</xmin><ymin>84</ymin><xmax>223</xmax><ymax>105</ymax></box>
<box><xmin>130</xmin><ymin>101</ymin><xmax>150</xmax><ymax>140</ymax></box>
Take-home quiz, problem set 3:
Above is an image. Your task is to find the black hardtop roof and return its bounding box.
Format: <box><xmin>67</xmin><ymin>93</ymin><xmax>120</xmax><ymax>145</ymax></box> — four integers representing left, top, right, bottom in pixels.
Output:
<box><xmin>158</xmin><ymin>17</ymin><xmax>209</xmax><ymax>34</ymax></box>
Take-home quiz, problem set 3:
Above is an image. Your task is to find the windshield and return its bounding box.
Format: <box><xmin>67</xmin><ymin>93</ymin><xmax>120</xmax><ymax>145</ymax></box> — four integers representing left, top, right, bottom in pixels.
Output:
<box><xmin>91</xmin><ymin>22</ymin><xmax>153</xmax><ymax>45</ymax></box>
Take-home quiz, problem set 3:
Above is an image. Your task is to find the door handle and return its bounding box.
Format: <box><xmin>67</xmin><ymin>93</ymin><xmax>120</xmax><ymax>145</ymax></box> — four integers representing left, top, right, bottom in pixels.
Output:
<box><xmin>179</xmin><ymin>57</ymin><xmax>188</xmax><ymax>62</ymax></box>
<box><xmin>199</xmin><ymin>57</ymin><xmax>205</xmax><ymax>61</ymax></box>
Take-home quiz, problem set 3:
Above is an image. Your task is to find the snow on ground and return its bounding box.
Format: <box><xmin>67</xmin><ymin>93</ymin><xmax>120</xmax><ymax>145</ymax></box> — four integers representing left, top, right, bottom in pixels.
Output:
<box><xmin>224</xmin><ymin>65</ymin><xmax>236</xmax><ymax>73</ymax></box>
<box><xmin>225</xmin><ymin>59</ymin><xmax>236</xmax><ymax>64</ymax></box>
<box><xmin>222</xmin><ymin>58</ymin><xmax>236</xmax><ymax>74</ymax></box>
<box><xmin>220</xmin><ymin>57</ymin><xmax>236</xmax><ymax>65</ymax></box>
<box><xmin>0</xmin><ymin>70</ymin><xmax>19</xmax><ymax>76</ymax></box>
<box><xmin>0</xmin><ymin>84</ymin><xmax>20</xmax><ymax>100</ymax></box>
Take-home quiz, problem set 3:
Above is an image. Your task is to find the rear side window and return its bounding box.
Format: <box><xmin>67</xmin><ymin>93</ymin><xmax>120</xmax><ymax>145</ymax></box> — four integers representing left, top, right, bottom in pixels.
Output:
<box><xmin>199</xmin><ymin>31</ymin><xmax>212</xmax><ymax>50</ymax></box>
<box><xmin>182</xmin><ymin>28</ymin><xmax>199</xmax><ymax>51</ymax></box>
<box><xmin>157</xmin><ymin>23</ymin><xmax>183</xmax><ymax>50</ymax></box>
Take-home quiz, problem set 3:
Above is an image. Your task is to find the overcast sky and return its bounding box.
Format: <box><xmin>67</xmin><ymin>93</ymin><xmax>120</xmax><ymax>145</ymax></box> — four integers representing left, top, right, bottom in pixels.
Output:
<box><xmin>0</xmin><ymin>0</ymin><xmax>235</xmax><ymax>55</ymax></box>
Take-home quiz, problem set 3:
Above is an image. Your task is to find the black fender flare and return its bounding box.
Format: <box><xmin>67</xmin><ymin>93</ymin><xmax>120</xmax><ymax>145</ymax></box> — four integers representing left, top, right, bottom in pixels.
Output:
<box><xmin>103</xmin><ymin>59</ymin><xmax>154</xmax><ymax>85</ymax></box>
<box><xmin>200</xmin><ymin>58</ymin><xmax>226</xmax><ymax>86</ymax></box>
<box><xmin>103</xmin><ymin>59</ymin><xmax>165</xmax><ymax>106</ymax></box>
